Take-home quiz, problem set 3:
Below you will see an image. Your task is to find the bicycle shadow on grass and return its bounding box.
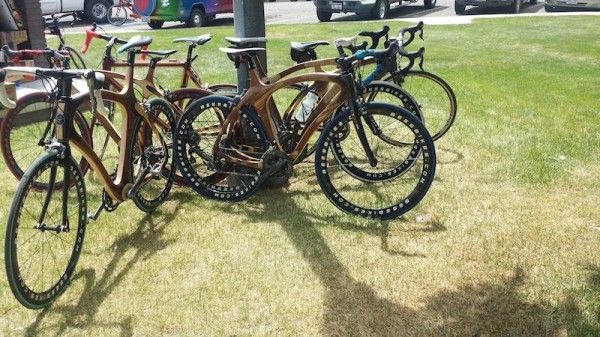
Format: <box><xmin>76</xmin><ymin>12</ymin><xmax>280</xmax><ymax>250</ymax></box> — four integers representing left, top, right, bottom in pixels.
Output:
<box><xmin>24</xmin><ymin>199</ymin><xmax>183</xmax><ymax>336</ymax></box>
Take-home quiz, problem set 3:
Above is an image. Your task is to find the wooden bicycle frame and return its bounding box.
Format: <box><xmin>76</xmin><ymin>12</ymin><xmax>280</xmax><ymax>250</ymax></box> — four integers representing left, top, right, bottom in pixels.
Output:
<box><xmin>60</xmin><ymin>51</ymin><xmax>164</xmax><ymax>202</ymax></box>
<box><xmin>86</xmin><ymin>30</ymin><xmax>210</xmax><ymax>90</ymax></box>
<box><xmin>213</xmin><ymin>53</ymin><xmax>358</xmax><ymax>168</ymax></box>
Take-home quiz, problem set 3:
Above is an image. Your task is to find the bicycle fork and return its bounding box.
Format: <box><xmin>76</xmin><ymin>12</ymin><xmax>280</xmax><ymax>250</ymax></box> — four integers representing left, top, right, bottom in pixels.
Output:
<box><xmin>349</xmin><ymin>100</ymin><xmax>378</xmax><ymax>168</ymax></box>
<box><xmin>36</xmin><ymin>142</ymin><xmax>70</xmax><ymax>233</ymax></box>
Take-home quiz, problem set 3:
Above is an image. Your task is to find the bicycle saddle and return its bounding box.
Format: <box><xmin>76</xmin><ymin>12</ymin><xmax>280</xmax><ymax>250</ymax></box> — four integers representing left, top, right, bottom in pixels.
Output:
<box><xmin>289</xmin><ymin>41</ymin><xmax>329</xmax><ymax>52</ymax></box>
<box><xmin>224</xmin><ymin>37</ymin><xmax>267</xmax><ymax>48</ymax></box>
<box><xmin>219</xmin><ymin>47</ymin><xmax>265</xmax><ymax>56</ymax></box>
<box><xmin>172</xmin><ymin>34</ymin><xmax>212</xmax><ymax>46</ymax></box>
<box><xmin>139</xmin><ymin>49</ymin><xmax>178</xmax><ymax>58</ymax></box>
<box><xmin>117</xmin><ymin>35</ymin><xmax>153</xmax><ymax>54</ymax></box>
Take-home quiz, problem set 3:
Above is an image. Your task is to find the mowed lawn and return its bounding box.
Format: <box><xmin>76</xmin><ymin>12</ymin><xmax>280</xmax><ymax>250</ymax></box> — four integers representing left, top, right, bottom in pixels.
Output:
<box><xmin>0</xmin><ymin>15</ymin><xmax>599</xmax><ymax>336</ymax></box>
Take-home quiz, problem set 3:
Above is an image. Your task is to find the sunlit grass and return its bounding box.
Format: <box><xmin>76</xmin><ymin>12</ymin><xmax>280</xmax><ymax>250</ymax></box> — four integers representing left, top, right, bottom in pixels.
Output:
<box><xmin>1</xmin><ymin>16</ymin><xmax>598</xmax><ymax>336</ymax></box>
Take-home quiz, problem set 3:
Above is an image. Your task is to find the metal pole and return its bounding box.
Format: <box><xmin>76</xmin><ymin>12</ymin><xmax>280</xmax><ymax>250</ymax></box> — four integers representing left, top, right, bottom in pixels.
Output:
<box><xmin>233</xmin><ymin>0</ymin><xmax>267</xmax><ymax>93</ymax></box>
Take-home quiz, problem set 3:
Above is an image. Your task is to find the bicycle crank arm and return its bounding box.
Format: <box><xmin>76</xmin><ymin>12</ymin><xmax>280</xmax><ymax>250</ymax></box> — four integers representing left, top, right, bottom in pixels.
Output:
<box><xmin>126</xmin><ymin>166</ymin><xmax>151</xmax><ymax>199</ymax></box>
<box><xmin>252</xmin><ymin>159</ymin><xmax>292</xmax><ymax>188</ymax></box>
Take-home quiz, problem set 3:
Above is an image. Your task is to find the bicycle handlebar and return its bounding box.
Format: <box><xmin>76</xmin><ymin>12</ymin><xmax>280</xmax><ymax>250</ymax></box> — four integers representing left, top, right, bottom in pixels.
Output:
<box><xmin>396</xmin><ymin>21</ymin><xmax>424</xmax><ymax>47</ymax></box>
<box><xmin>336</xmin><ymin>39</ymin><xmax>401</xmax><ymax>86</ymax></box>
<box><xmin>2</xmin><ymin>45</ymin><xmax>69</xmax><ymax>64</ymax></box>
<box><xmin>82</xmin><ymin>26</ymin><xmax>148</xmax><ymax>60</ymax></box>
<box><xmin>0</xmin><ymin>66</ymin><xmax>106</xmax><ymax>115</ymax></box>
<box><xmin>81</xmin><ymin>27</ymin><xmax>130</xmax><ymax>53</ymax></box>
<box><xmin>358</xmin><ymin>25</ymin><xmax>390</xmax><ymax>49</ymax></box>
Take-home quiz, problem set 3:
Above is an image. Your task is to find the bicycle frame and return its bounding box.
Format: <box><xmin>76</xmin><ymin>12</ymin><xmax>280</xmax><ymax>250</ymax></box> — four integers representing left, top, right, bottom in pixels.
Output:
<box><xmin>82</xmin><ymin>28</ymin><xmax>213</xmax><ymax>90</ymax></box>
<box><xmin>0</xmin><ymin>57</ymin><xmax>164</xmax><ymax>203</ymax></box>
<box><xmin>212</xmin><ymin>49</ymin><xmax>365</xmax><ymax>169</ymax></box>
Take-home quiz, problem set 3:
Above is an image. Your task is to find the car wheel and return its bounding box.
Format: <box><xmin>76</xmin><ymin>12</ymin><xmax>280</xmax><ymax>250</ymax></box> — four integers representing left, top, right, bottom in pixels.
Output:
<box><xmin>148</xmin><ymin>20</ymin><xmax>164</xmax><ymax>29</ymax></box>
<box><xmin>85</xmin><ymin>0</ymin><xmax>110</xmax><ymax>23</ymax></box>
<box><xmin>424</xmin><ymin>0</ymin><xmax>437</xmax><ymax>9</ymax></box>
<box><xmin>530</xmin><ymin>0</ymin><xmax>537</xmax><ymax>4</ymax></box>
<box><xmin>316</xmin><ymin>10</ymin><xmax>332</xmax><ymax>22</ymax></box>
<box><xmin>370</xmin><ymin>0</ymin><xmax>389</xmax><ymax>20</ymax></box>
<box><xmin>187</xmin><ymin>8</ymin><xmax>205</xmax><ymax>27</ymax></box>
<box><xmin>454</xmin><ymin>2</ymin><xmax>466</xmax><ymax>14</ymax></box>
<box><xmin>511</xmin><ymin>0</ymin><xmax>521</xmax><ymax>13</ymax></box>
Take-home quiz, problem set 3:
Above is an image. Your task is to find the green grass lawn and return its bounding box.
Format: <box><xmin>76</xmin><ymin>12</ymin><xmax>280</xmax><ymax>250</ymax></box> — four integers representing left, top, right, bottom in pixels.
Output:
<box><xmin>1</xmin><ymin>15</ymin><xmax>599</xmax><ymax>336</ymax></box>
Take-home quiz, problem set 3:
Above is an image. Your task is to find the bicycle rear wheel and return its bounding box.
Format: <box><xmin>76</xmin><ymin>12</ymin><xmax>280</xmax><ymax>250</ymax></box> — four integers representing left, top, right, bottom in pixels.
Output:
<box><xmin>314</xmin><ymin>102</ymin><xmax>436</xmax><ymax>220</ymax></box>
<box><xmin>129</xmin><ymin>98</ymin><xmax>176</xmax><ymax>212</ymax></box>
<box><xmin>174</xmin><ymin>95</ymin><xmax>268</xmax><ymax>202</ymax></box>
<box><xmin>107</xmin><ymin>5</ymin><xmax>128</xmax><ymax>26</ymax></box>
<box><xmin>5</xmin><ymin>150</ymin><xmax>87</xmax><ymax>309</ymax></box>
<box><xmin>0</xmin><ymin>92</ymin><xmax>92</xmax><ymax>182</ymax></box>
<box><xmin>386</xmin><ymin>70</ymin><xmax>457</xmax><ymax>141</ymax></box>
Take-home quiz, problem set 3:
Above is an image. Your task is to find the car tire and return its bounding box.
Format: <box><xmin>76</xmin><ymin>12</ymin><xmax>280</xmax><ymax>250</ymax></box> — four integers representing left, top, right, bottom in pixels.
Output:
<box><xmin>85</xmin><ymin>0</ymin><xmax>110</xmax><ymax>23</ymax></box>
<box><xmin>370</xmin><ymin>0</ymin><xmax>389</xmax><ymax>20</ymax></box>
<box><xmin>148</xmin><ymin>20</ymin><xmax>164</xmax><ymax>29</ymax></box>
<box><xmin>187</xmin><ymin>8</ymin><xmax>205</xmax><ymax>27</ymax></box>
<box><xmin>454</xmin><ymin>2</ymin><xmax>466</xmax><ymax>14</ymax></box>
<box><xmin>424</xmin><ymin>0</ymin><xmax>437</xmax><ymax>9</ymax></box>
<box><xmin>511</xmin><ymin>0</ymin><xmax>521</xmax><ymax>13</ymax></box>
<box><xmin>316</xmin><ymin>10</ymin><xmax>332</xmax><ymax>22</ymax></box>
<box><xmin>530</xmin><ymin>0</ymin><xmax>537</xmax><ymax>4</ymax></box>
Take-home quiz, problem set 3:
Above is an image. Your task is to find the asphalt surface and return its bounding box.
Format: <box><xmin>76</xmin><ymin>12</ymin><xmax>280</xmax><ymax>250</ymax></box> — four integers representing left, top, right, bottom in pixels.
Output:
<box><xmin>61</xmin><ymin>0</ymin><xmax>600</xmax><ymax>34</ymax></box>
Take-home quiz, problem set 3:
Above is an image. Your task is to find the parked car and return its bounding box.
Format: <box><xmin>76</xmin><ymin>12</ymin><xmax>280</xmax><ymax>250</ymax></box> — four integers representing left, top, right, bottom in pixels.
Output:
<box><xmin>544</xmin><ymin>0</ymin><xmax>600</xmax><ymax>11</ymax></box>
<box><xmin>454</xmin><ymin>0</ymin><xmax>535</xmax><ymax>14</ymax></box>
<box><xmin>40</xmin><ymin>0</ymin><xmax>111</xmax><ymax>23</ymax></box>
<box><xmin>313</xmin><ymin>0</ymin><xmax>436</xmax><ymax>22</ymax></box>
<box><xmin>135</xmin><ymin>0</ymin><xmax>233</xmax><ymax>29</ymax></box>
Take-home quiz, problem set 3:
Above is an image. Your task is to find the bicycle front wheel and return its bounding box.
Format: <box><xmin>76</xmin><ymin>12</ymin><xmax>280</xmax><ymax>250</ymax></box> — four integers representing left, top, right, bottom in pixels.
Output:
<box><xmin>107</xmin><ymin>5</ymin><xmax>128</xmax><ymax>26</ymax></box>
<box><xmin>387</xmin><ymin>70</ymin><xmax>457</xmax><ymax>141</ymax></box>
<box><xmin>5</xmin><ymin>150</ymin><xmax>87</xmax><ymax>309</ymax></box>
<box><xmin>314</xmin><ymin>102</ymin><xmax>436</xmax><ymax>220</ymax></box>
<box><xmin>63</xmin><ymin>45</ymin><xmax>87</xmax><ymax>70</ymax></box>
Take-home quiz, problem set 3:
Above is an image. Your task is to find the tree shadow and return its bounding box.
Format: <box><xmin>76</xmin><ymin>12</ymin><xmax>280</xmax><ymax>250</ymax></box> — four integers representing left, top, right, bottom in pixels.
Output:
<box><xmin>24</xmin><ymin>199</ymin><xmax>183</xmax><ymax>336</ymax></box>
<box><xmin>239</xmin><ymin>189</ymin><xmax>592</xmax><ymax>335</ymax></box>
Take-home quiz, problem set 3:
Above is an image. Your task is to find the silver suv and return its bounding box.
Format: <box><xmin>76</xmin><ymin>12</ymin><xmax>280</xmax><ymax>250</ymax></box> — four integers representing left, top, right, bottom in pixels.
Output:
<box><xmin>314</xmin><ymin>0</ymin><xmax>437</xmax><ymax>22</ymax></box>
<box><xmin>454</xmin><ymin>0</ymin><xmax>536</xmax><ymax>14</ymax></box>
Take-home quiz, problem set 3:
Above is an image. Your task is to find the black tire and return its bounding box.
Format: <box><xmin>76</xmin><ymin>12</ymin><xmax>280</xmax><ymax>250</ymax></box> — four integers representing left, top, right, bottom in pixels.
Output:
<box><xmin>166</xmin><ymin>88</ymin><xmax>215</xmax><ymax>186</ymax></box>
<box><xmin>129</xmin><ymin>98</ymin><xmax>176</xmax><ymax>212</ymax></box>
<box><xmin>85</xmin><ymin>0</ymin><xmax>110</xmax><ymax>23</ymax></box>
<box><xmin>370</xmin><ymin>0</ymin><xmax>389</xmax><ymax>20</ymax></box>
<box><xmin>0</xmin><ymin>92</ymin><xmax>92</xmax><ymax>183</ymax></box>
<box><xmin>386</xmin><ymin>70</ymin><xmax>457</xmax><ymax>141</ymax></box>
<box><xmin>316</xmin><ymin>10</ymin><xmax>332</xmax><ymax>22</ymax></box>
<box><xmin>314</xmin><ymin>103</ymin><xmax>436</xmax><ymax>220</ymax></box>
<box><xmin>454</xmin><ymin>2</ymin><xmax>466</xmax><ymax>14</ymax></box>
<box><xmin>530</xmin><ymin>0</ymin><xmax>537</xmax><ymax>4</ymax></box>
<box><xmin>5</xmin><ymin>151</ymin><xmax>87</xmax><ymax>309</ymax></box>
<box><xmin>148</xmin><ymin>20</ymin><xmax>164</xmax><ymax>29</ymax></box>
<box><xmin>511</xmin><ymin>0</ymin><xmax>521</xmax><ymax>13</ymax></box>
<box><xmin>174</xmin><ymin>95</ymin><xmax>268</xmax><ymax>202</ymax></box>
<box><xmin>107</xmin><ymin>5</ymin><xmax>128</xmax><ymax>26</ymax></box>
<box><xmin>424</xmin><ymin>0</ymin><xmax>437</xmax><ymax>8</ymax></box>
<box><xmin>187</xmin><ymin>8</ymin><xmax>205</xmax><ymax>27</ymax></box>
<box><xmin>63</xmin><ymin>45</ymin><xmax>87</xmax><ymax>69</ymax></box>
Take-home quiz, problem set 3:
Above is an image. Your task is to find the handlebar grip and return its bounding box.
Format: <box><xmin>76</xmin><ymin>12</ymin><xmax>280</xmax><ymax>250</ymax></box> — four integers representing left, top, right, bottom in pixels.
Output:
<box><xmin>81</xmin><ymin>28</ymin><xmax>101</xmax><ymax>53</ymax></box>
<box><xmin>399</xmin><ymin>21</ymin><xmax>424</xmax><ymax>47</ymax></box>
<box><xmin>0</xmin><ymin>70</ymin><xmax>16</xmax><ymax>108</ymax></box>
